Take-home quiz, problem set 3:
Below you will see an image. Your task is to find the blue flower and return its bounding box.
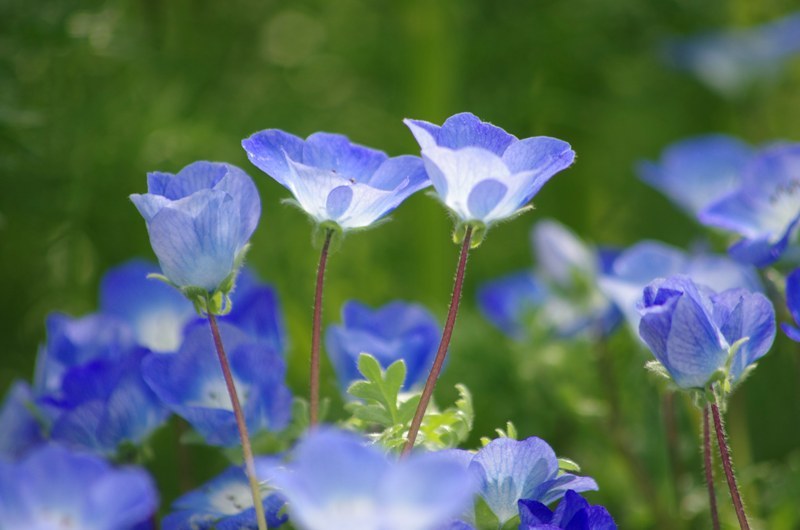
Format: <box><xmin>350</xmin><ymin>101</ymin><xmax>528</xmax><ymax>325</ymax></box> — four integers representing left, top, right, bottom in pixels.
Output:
<box><xmin>325</xmin><ymin>300</ymin><xmax>440</xmax><ymax>391</ymax></box>
<box><xmin>142</xmin><ymin>321</ymin><xmax>291</xmax><ymax>446</ymax></box>
<box><xmin>637</xmin><ymin>135</ymin><xmax>753</xmax><ymax>216</ymax></box>
<box><xmin>459</xmin><ymin>437</ymin><xmax>598</xmax><ymax>525</ymax></box>
<box><xmin>519</xmin><ymin>490</ymin><xmax>616</xmax><ymax>530</ymax></box>
<box><xmin>0</xmin><ymin>382</ymin><xmax>45</xmax><ymax>458</ymax></box>
<box><xmin>665</xmin><ymin>12</ymin><xmax>800</xmax><ymax>97</ymax></box>
<box><xmin>163</xmin><ymin>464</ymin><xmax>287</xmax><ymax>530</ymax></box>
<box><xmin>478</xmin><ymin>220</ymin><xmax>619</xmax><ymax>339</ymax></box>
<box><xmin>130</xmin><ymin>161</ymin><xmax>260</xmax><ymax>293</ymax></box>
<box><xmin>0</xmin><ymin>444</ymin><xmax>158</xmax><ymax>530</ymax></box>
<box><xmin>264</xmin><ymin>428</ymin><xmax>477</xmax><ymax>530</ymax></box>
<box><xmin>221</xmin><ymin>268</ymin><xmax>287</xmax><ymax>355</ymax></box>
<box><xmin>404</xmin><ymin>113</ymin><xmax>575</xmax><ymax>226</ymax></box>
<box><xmin>598</xmin><ymin>241</ymin><xmax>762</xmax><ymax>336</ymax></box>
<box><xmin>638</xmin><ymin>275</ymin><xmax>776</xmax><ymax>389</ymax></box>
<box><xmin>242</xmin><ymin>130</ymin><xmax>429</xmax><ymax>230</ymax></box>
<box><xmin>784</xmin><ymin>268</ymin><xmax>800</xmax><ymax>342</ymax></box>
<box><xmin>100</xmin><ymin>259</ymin><xmax>195</xmax><ymax>353</ymax></box>
<box><xmin>699</xmin><ymin>144</ymin><xmax>800</xmax><ymax>267</ymax></box>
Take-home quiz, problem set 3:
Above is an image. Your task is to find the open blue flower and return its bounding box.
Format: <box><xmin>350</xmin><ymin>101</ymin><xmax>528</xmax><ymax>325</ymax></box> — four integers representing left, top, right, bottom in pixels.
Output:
<box><xmin>142</xmin><ymin>321</ymin><xmax>291</xmax><ymax>446</ymax></box>
<box><xmin>459</xmin><ymin>437</ymin><xmax>597</xmax><ymax>525</ymax></box>
<box><xmin>33</xmin><ymin>312</ymin><xmax>169</xmax><ymax>455</ymax></box>
<box><xmin>638</xmin><ymin>275</ymin><xmax>775</xmax><ymax>389</ymax></box>
<box><xmin>478</xmin><ymin>220</ymin><xmax>619</xmax><ymax>339</ymax></box>
<box><xmin>264</xmin><ymin>428</ymin><xmax>476</xmax><ymax>530</ymax></box>
<box><xmin>700</xmin><ymin>144</ymin><xmax>800</xmax><ymax>266</ymax></box>
<box><xmin>325</xmin><ymin>300</ymin><xmax>440</xmax><ymax>391</ymax></box>
<box><xmin>0</xmin><ymin>444</ymin><xmax>158</xmax><ymax>530</ymax></box>
<box><xmin>519</xmin><ymin>490</ymin><xmax>616</xmax><ymax>530</ymax></box>
<box><xmin>637</xmin><ymin>135</ymin><xmax>752</xmax><ymax>216</ymax></box>
<box><xmin>665</xmin><ymin>12</ymin><xmax>800</xmax><ymax>97</ymax></box>
<box><xmin>598</xmin><ymin>241</ymin><xmax>761</xmax><ymax>336</ymax></box>
<box><xmin>781</xmin><ymin>268</ymin><xmax>800</xmax><ymax>342</ymax></box>
<box><xmin>404</xmin><ymin>113</ymin><xmax>575</xmax><ymax>225</ymax></box>
<box><xmin>100</xmin><ymin>259</ymin><xmax>195</xmax><ymax>353</ymax></box>
<box><xmin>163</xmin><ymin>464</ymin><xmax>287</xmax><ymax>530</ymax></box>
<box><xmin>242</xmin><ymin>130</ymin><xmax>429</xmax><ymax>230</ymax></box>
<box><xmin>130</xmin><ymin>161</ymin><xmax>260</xmax><ymax>293</ymax></box>
<box><xmin>0</xmin><ymin>382</ymin><xmax>45</xmax><ymax>458</ymax></box>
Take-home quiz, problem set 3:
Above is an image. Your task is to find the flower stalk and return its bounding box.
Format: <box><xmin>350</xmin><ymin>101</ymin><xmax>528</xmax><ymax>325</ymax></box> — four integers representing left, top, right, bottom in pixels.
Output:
<box><xmin>207</xmin><ymin>313</ymin><xmax>268</xmax><ymax>530</ymax></box>
<box><xmin>402</xmin><ymin>225</ymin><xmax>473</xmax><ymax>455</ymax></box>
<box><xmin>310</xmin><ymin>228</ymin><xmax>334</xmax><ymax>425</ymax></box>
<box><xmin>703</xmin><ymin>404</ymin><xmax>721</xmax><ymax>530</ymax></box>
<box><xmin>710</xmin><ymin>399</ymin><xmax>750</xmax><ymax>530</ymax></box>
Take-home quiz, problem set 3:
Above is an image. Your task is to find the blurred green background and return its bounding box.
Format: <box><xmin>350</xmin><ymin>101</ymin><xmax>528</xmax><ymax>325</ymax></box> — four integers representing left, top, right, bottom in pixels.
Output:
<box><xmin>2</xmin><ymin>0</ymin><xmax>800</xmax><ymax>528</ymax></box>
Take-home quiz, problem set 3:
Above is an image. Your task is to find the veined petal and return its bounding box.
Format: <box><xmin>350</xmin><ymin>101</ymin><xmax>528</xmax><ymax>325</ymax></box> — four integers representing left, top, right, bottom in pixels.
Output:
<box><xmin>502</xmin><ymin>136</ymin><xmax>575</xmax><ymax>176</ymax></box>
<box><xmin>164</xmin><ymin>161</ymin><xmax>229</xmax><ymax>200</ymax></box>
<box><xmin>403</xmin><ymin>119</ymin><xmax>442</xmax><ymax>150</ymax></box>
<box><xmin>368</xmin><ymin>155</ymin><xmax>428</xmax><ymax>191</ymax></box>
<box><xmin>130</xmin><ymin>193</ymin><xmax>172</xmax><ymax>224</ymax></box>
<box><xmin>283</xmin><ymin>159</ymin><xmax>353</xmax><ymax>222</ymax></box>
<box><xmin>242</xmin><ymin>129</ymin><xmax>306</xmax><ymax>187</ymax></box>
<box><xmin>303</xmin><ymin>132</ymin><xmax>388</xmax><ymax>183</ymax></box>
<box><xmin>467</xmin><ymin>179</ymin><xmax>508</xmax><ymax>220</ymax></box>
<box><xmin>438</xmin><ymin>112</ymin><xmax>517</xmax><ymax>155</ymax></box>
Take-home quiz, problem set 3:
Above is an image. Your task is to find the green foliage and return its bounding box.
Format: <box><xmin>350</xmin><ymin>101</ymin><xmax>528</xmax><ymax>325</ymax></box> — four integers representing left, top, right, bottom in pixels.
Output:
<box><xmin>345</xmin><ymin>353</ymin><xmax>474</xmax><ymax>451</ymax></box>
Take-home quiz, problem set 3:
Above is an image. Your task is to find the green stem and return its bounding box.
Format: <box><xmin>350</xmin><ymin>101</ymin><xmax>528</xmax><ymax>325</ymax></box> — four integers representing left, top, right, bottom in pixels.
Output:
<box><xmin>711</xmin><ymin>399</ymin><xmax>750</xmax><ymax>530</ymax></box>
<box><xmin>703</xmin><ymin>405</ymin><xmax>721</xmax><ymax>530</ymax></box>
<box><xmin>402</xmin><ymin>226</ymin><xmax>472</xmax><ymax>456</ymax></box>
<box><xmin>207</xmin><ymin>313</ymin><xmax>268</xmax><ymax>530</ymax></box>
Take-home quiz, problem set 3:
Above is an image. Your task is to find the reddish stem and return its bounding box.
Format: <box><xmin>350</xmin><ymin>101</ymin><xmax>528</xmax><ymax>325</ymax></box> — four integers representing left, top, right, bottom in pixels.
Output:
<box><xmin>703</xmin><ymin>405</ymin><xmax>721</xmax><ymax>530</ymax></box>
<box><xmin>310</xmin><ymin>229</ymin><xmax>333</xmax><ymax>426</ymax></box>
<box><xmin>711</xmin><ymin>401</ymin><xmax>750</xmax><ymax>530</ymax></box>
<box><xmin>402</xmin><ymin>226</ymin><xmax>472</xmax><ymax>456</ymax></box>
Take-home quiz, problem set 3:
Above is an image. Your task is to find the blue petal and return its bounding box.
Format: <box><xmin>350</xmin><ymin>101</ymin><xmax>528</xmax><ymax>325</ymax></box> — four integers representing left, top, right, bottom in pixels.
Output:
<box><xmin>222</xmin><ymin>268</ymin><xmax>287</xmax><ymax>354</ymax></box>
<box><xmin>130</xmin><ymin>193</ymin><xmax>171</xmax><ymax>223</ymax></box>
<box><xmin>368</xmin><ymin>155</ymin><xmax>429</xmax><ymax>191</ymax></box>
<box><xmin>518</xmin><ymin>499</ymin><xmax>554</xmax><ymax>525</ymax></box>
<box><xmin>551</xmin><ymin>490</ymin><xmax>589</xmax><ymax>526</ymax></box>
<box><xmin>478</xmin><ymin>272</ymin><xmax>544</xmax><ymax>339</ymax></box>
<box><xmin>326</xmin><ymin>185</ymin><xmax>354</xmax><ymax>219</ymax></box>
<box><xmin>637</xmin><ymin>135</ymin><xmax>752</xmax><ymax>215</ymax></box>
<box><xmin>302</xmin><ymin>132</ymin><xmax>388</xmax><ymax>183</ymax></box>
<box><xmin>0</xmin><ymin>382</ymin><xmax>45</xmax><ymax>458</ymax></box>
<box><xmin>438</xmin><ymin>112</ymin><xmax>517</xmax><ymax>155</ymax></box>
<box><xmin>403</xmin><ymin>118</ymin><xmax>442</xmax><ymax>150</ymax></box>
<box><xmin>242</xmin><ymin>129</ymin><xmax>306</xmax><ymax>187</ymax></box>
<box><xmin>467</xmin><ymin>179</ymin><xmax>508</xmax><ymax>220</ymax></box>
<box><xmin>502</xmin><ymin>136</ymin><xmax>575</xmax><ymax>176</ymax></box>
<box><xmin>160</xmin><ymin>161</ymin><xmax>229</xmax><ymax>199</ymax></box>
<box><xmin>531</xmin><ymin>219</ymin><xmax>596</xmax><ymax>287</ymax></box>
<box><xmin>786</xmin><ymin>269</ymin><xmax>800</xmax><ymax>339</ymax></box>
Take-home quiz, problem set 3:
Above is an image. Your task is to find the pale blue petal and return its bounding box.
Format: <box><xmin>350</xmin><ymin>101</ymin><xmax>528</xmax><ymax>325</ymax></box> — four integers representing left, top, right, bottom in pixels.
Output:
<box><xmin>477</xmin><ymin>272</ymin><xmax>545</xmax><ymax>339</ymax></box>
<box><xmin>467</xmin><ymin>179</ymin><xmax>508</xmax><ymax>219</ymax></box>
<box><xmin>130</xmin><ymin>193</ymin><xmax>172</xmax><ymax>223</ymax></box>
<box><xmin>368</xmin><ymin>155</ymin><xmax>428</xmax><ymax>191</ymax></box>
<box><xmin>404</xmin><ymin>118</ymin><xmax>442</xmax><ymax>150</ymax></box>
<box><xmin>242</xmin><ymin>129</ymin><xmax>306</xmax><ymax>187</ymax></box>
<box><xmin>87</xmin><ymin>467</ymin><xmax>159</xmax><ymax>530</ymax></box>
<box><xmin>531</xmin><ymin>219</ymin><xmax>596</xmax><ymax>286</ymax></box>
<box><xmin>438</xmin><ymin>112</ymin><xmax>517</xmax><ymax>155</ymax></box>
<box><xmin>147</xmin><ymin>171</ymin><xmax>172</xmax><ymax>195</ymax></box>
<box><xmin>0</xmin><ymin>382</ymin><xmax>45</xmax><ymax>458</ymax></box>
<box><xmin>326</xmin><ymin>186</ymin><xmax>354</xmax><ymax>219</ymax></box>
<box><xmin>303</xmin><ymin>132</ymin><xmax>388</xmax><ymax>183</ymax></box>
<box><xmin>502</xmin><ymin>136</ymin><xmax>575</xmax><ymax>176</ymax></box>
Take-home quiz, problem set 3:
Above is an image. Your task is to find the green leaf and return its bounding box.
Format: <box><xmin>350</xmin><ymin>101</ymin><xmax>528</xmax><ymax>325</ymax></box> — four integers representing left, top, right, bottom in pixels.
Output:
<box><xmin>346</xmin><ymin>354</ymin><xmax>406</xmax><ymax>427</ymax></box>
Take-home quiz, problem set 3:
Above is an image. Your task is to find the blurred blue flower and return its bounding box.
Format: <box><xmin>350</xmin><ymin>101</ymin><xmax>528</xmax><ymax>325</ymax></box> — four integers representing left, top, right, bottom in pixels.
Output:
<box><xmin>404</xmin><ymin>113</ymin><xmax>574</xmax><ymax>225</ymax></box>
<box><xmin>458</xmin><ymin>437</ymin><xmax>598</xmax><ymax>525</ymax></box>
<box><xmin>638</xmin><ymin>275</ymin><xmax>775</xmax><ymax>389</ymax></box>
<box><xmin>478</xmin><ymin>220</ymin><xmax>619</xmax><ymax>339</ymax></box>
<box><xmin>264</xmin><ymin>428</ymin><xmax>476</xmax><ymax>530</ymax></box>
<box><xmin>666</xmin><ymin>12</ymin><xmax>800</xmax><ymax>97</ymax></box>
<box><xmin>130</xmin><ymin>161</ymin><xmax>260</xmax><ymax>293</ymax></box>
<box><xmin>325</xmin><ymin>300</ymin><xmax>440</xmax><ymax>391</ymax></box>
<box><xmin>242</xmin><ymin>130</ymin><xmax>429</xmax><ymax>230</ymax></box>
<box><xmin>0</xmin><ymin>444</ymin><xmax>158</xmax><ymax>530</ymax></box>
<box><xmin>0</xmin><ymin>382</ymin><xmax>44</xmax><ymax>458</ymax></box>
<box><xmin>163</xmin><ymin>464</ymin><xmax>287</xmax><ymax>530</ymax></box>
<box><xmin>100</xmin><ymin>259</ymin><xmax>195</xmax><ymax>353</ymax></box>
<box><xmin>637</xmin><ymin>135</ymin><xmax>753</xmax><ymax>216</ymax></box>
<box><xmin>142</xmin><ymin>321</ymin><xmax>291</xmax><ymax>446</ymax></box>
<box><xmin>700</xmin><ymin>144</ymin><xmax>800</xmax><ymax>267</ymax></box>
<box><xmin>598</xmin><ymin>241</ymin><xmax>762</xmax><ymax>335</ymax></box>
<box><xmin>519</xmin><ymin>490</ymin><xmax>616</xmax><ymax>530</ymax></box>
<box><xmin>782</xmin><ymin>268</ymin><xmax>800</xmax><ymax>342</ymax></box>
<box><xmin>221</xmin><ymin>268</ymin><xmax>287</xmax><ymax>355</ymax></box>
<box><xmin>34</xmin><ymin>313</ymin><xmax>169</xmax><ymax>455</ymax></box>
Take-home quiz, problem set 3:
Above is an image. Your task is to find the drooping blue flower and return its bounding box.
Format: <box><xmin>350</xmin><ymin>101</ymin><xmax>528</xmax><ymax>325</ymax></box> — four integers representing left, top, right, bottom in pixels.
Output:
<box><xmin>478</xmin><ymin>220</ymin><xmax>619</xmax><ymax>339</ymax></box>
<box><xmin>519</xmin><ymin>490</ymin><xmax>616</xmax><ymax>530</ymax></box>
<box><xmin>130</xmin><ymin>161</ymin><xmax>261</xmax><ymax>293</ymax></box>
<box><xmin>264</xmin><ymin>428</ymin><xmax>477</xmax><ymax>530</ymax></box>
<box><xmin>142</xmin><ymin>321</ymin><xmax>291</xmax><ymax>446</ymax></box>
<box><xmin>783</xmin><ymin>268</ymin><xmax>800</xmax><ymax>342</ymax></box>
<box><xmin>457</xmin><ymin>437</ymin><xmax>598</xmax><ymax>525</ymax></box>
<box><xmin>665</xmin><ymin>12</ymin><xmax>800</xmax><ymax>97</ymax></box>
<box><xmin>598</xmin><ymin>241</ymin><xmax>762</xmax><ymax>336</ymax></box>
<box><xmin>0</xmin><ymin>382</ymin><xmax>45</xmax><ymax>458</ymax></box>
<box><xmin>325</xmin><ymin>300</ymin><xmax>440</xmax><ymax>391</ymax></box>
<box><xmin>404</xmin><ymin>113</ymin><xmax>575</xmax><ymax>226</ymax></box>
<box><xmin>162</xmin><ymin>464</ymin><xmax>287</xmax><ymax>530</ymax></box>
<box><xmin>100</xmin><ymin>259</ymin><xmax>195</xmax><ymax>353</ymax></box>
<box><xmin>638</xmin><ymin>275</ymin><xmax>776</xmax><ymax>389</ymax></box>
<box><xmin>33</xmin><ymin>312</ymin><xmax>169</xmax><ymax>455</ymax></box>
<box><xmin>242</xmin><ymin>130</ymin><xmax>429</xmax><ymax>230</ymax></box>
<box><xmin>699</xmin><ymin>144</ymin><xmax>800</xmax><ymax>267</ymax></box>
<box><xmin>0</xmin><ymin>444</ymin><xmax>158</xmax><ymax>530</ymax></box>
<box><xmin>637</xmin><ymin>135</ymin><xmax>753</xmax><ymax>216</ymax></box>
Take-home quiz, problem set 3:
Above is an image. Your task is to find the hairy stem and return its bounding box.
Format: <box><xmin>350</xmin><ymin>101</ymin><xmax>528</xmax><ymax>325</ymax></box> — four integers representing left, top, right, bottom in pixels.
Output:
<box><xmin>703</xmin><ymin>405</ymin><xmax>721</xmax><ymax>530</ymax></box>
<box><xmin>207</xmin><ymin>313</ymin><xmax>268</xmax><ymax>530</ymax></box>
<box><xmin>711</xmin><ymin>400</ymin><xmax>750</xmax><ymax>530</ymax></box>
<box><xmin>402</xmin><ymin>226</ymin><xmax>472</xmax><ymax>456</ymax></box>
<box><xmin>310</xmin><ymin>228</ymin><xmax>333</xmax><ymax>426</ymax></box>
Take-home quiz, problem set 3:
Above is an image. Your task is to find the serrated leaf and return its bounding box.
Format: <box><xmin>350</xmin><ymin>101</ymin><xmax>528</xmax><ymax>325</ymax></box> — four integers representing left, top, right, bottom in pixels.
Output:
<box><xmin>347</xmin><ymin>380</ymin><xmax>386</xmax><ymax>404</ymax></box>
<box><xmin>398</xmin><ymin>394</ymin><xmax>422</xmax><ymax>424</ymax></box>
<box><xmin>357</xmin><ymin>353</ymin><xmax>385</xmax><ymax>383</ymax></box>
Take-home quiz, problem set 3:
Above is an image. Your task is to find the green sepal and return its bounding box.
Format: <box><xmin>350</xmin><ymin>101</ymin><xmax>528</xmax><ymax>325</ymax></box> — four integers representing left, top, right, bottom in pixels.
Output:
<box><xmin>311</xmin><ymin>221</ymin><xmax>344</xmax><ymax>252</ymax></box>
<box><xmin>644</xmin><ymin>360</ymin><xmax>671</xmax><ymax>380</ymax></box>
<box><xmin>558</xmin><ymin>457</ymin><xmax>582</xmax><ymax>473</ymax></box>
<box><xmin>453</xmin><ymin>220</ymin><xmax>487</xmax><ymax>248</ymax></box>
